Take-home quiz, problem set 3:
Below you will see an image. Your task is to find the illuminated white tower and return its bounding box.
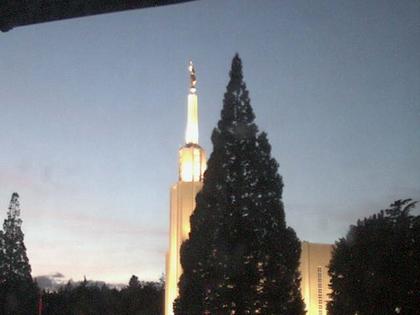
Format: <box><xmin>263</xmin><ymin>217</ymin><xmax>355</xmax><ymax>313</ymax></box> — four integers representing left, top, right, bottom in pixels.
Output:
<box><xmin>300</xmin><ymin>241</ymin><xmax>333</xmax><ymax>315</ymax></box>
<box><xmin>165</xmin><ymin>61</ymin><xmax>207</xmax><ymax>315</ymax></box>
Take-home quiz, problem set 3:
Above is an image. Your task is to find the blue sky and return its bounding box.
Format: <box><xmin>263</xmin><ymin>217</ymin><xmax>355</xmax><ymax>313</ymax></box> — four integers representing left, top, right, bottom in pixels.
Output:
<box><xmin>1</xmin><ymin>0</ymin><xmax>419</xmax><ymax>284</ymax></box>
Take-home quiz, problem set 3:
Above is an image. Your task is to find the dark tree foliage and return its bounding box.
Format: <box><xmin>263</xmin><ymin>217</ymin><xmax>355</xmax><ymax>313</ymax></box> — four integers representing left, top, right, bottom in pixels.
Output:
<box><xmin>174</xmin><ymin>55</ymin><xmax>304</xmax><ymax>315</ymax></box>
<box><xmin>120</xmin><ymin>276</ymin><xmax>163</xmax><ymax>315</ymax></box>
<box><xmin>42</xmin><ymin>279</ymin><xmax>122</xmax><ymax>315</ymax></box>
<box><xmin>328</xmin><ymin>199</ymin><xmax>420</xmax><ymax>315</ymax></box>
<box><xmin>128</xmin><ymin>275</ymin><xmax>141</xmax><ymax>289</ymax></box>
<box><xmin>0</xmin><ymin>193</ymin><xmax>38</xmax><ymax>315</ymax></box>
<box><xmin>42</xmin><ymin>276</ymin><xmax>163</xmax><ymax>315</ymax></box>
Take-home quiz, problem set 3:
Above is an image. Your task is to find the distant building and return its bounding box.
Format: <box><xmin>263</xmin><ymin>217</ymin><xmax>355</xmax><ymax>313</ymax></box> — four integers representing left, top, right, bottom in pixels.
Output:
<box><xmin>164</xmin><ymin>63</ymin><xmax>334</xmax><ymax>315</ymax></box>
<box><xmin>300</xmin><ymin>241</ymin><xmax>334</xmax><ymax>315</ymax></box>
<box><xmin>165</xmin><ymin>62</ymin><xmax>206</xmax><ymax>315</ymax></box>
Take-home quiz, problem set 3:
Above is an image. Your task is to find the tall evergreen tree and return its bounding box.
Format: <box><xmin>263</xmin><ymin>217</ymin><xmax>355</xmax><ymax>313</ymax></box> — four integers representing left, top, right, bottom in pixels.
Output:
<box><xmin>175</xmin><ymin>55</ymin><xmax>304</xmax><ymax>314</ymax></box>
<box><xmin>328</xmin><ymin>199</ymin><xmax>419</xmax><ymax>315</ymax></box>
<box><xmin>0</xmin><ymin>192</ymin><xmax>38</xmax><ymax>314</ymax></box>
<box><xmin>0</xmin><ymin>193</ymin><xmax>32</xmax><ymax>282</ymax></box>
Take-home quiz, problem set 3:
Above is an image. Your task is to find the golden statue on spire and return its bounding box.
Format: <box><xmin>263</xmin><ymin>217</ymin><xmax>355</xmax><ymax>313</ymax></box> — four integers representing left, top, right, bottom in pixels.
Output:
<box><xmin>189</xmin><ymin>61</ymin><xmax>197</xmax><ymax>93</ymax></box>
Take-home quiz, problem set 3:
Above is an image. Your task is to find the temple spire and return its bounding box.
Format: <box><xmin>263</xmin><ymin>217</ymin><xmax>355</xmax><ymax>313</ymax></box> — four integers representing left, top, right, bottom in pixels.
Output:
<box><xmin>165</xmin><ymin>62</ymin><xmax>207</xmax><ymax>315</ymax></box>
<box><xmin>189</xmin><ymin>61</ymin><xmax>197</xmax><ymax>94</ymax></box>
<box><xmin>185</xmin><ymin>61</ymin><xmax>199</xmax><ymax>144</ymax></box>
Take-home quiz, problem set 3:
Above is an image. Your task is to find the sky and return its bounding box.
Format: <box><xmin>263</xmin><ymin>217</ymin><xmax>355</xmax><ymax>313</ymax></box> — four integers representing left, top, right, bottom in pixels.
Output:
<box><xmin>1</xmin><ymin>0</ymin><xmax>419</xmax><ymax>285</ymax></box>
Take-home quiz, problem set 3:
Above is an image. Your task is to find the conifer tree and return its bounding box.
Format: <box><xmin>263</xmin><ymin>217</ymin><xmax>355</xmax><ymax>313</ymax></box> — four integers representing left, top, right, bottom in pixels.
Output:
<box><xmin>328</xmin><ymin>199</ymin><xmax>419</xmax><ymax>315</ymax></box>
<box><xmin>0</xmin><ymin>192</ymin><xmax>38</xmax><ymax>314</ymax></box>
<box><xmin>175</xmin><ymin>55</ymin><xmax>304</xmax><ymax>315</ymax></box>
<box><xmin>0</xmin><ymin>193</ymin><xmax>32</xmax><ymax>282</ymax></box>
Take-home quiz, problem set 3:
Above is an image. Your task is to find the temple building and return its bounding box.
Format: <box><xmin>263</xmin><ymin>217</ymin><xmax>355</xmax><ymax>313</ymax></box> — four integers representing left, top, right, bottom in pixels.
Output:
<box><xmin>165</xmin><ymin>63</ymin><xmax>333</xmax><ymax>315</ymax></box>
<box><xmin>165</xmin><ymin>61</ymin><xmax>207</xmax><ymax>315</ymax></box>
<box><xmin>300</xmin><ymin>241</ymin><xmax>334</xmax><ymax>315</ymax></box>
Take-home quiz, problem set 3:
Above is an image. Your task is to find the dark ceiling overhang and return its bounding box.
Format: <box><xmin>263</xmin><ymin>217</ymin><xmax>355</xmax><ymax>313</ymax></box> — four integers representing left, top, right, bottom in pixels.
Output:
<box><xmin>0</xmin><ymin>0</ymin><xmax>197</xmax><ymax>32</ymax></box>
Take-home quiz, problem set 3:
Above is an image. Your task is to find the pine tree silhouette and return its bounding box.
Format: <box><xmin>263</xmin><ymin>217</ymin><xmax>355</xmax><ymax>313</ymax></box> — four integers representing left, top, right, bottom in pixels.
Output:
<box><xmin>175</xmin><ymin>55</ymin><xmax>304</xmax><ymax>315</ymax></box>
<box><xmin>0</xmin><ymin>193</ymin><xmax>38</xmax><ymax>314</ymax></box>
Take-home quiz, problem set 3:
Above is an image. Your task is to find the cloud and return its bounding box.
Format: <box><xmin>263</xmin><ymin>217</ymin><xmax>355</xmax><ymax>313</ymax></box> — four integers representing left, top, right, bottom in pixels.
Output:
<box><xmin>52</xmin><ymin>211</ymin><xmax>167</xmax><ymax>239</ymax></box>
<box><xmin>34</xmin><ymin>273</ymin><xmax>128</xmax><ymax>291</ymax></box>
<box><xmin>35</xmin><ymin>276</ymin><xmax>56</xmax><ymax>290</ymax></box>
<box><xmin>51</xmin><ymin>272</ymin><xmax>65</xmax><ymax>278</ymax></box>
<box><xmin>35</xmin><ymin>272</ymin><xmax>66</xmax><ymax>290</ymax></box>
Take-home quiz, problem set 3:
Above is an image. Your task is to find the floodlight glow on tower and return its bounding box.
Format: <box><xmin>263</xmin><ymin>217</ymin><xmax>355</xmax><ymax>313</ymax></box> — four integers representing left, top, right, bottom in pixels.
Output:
<box><xmin>165</xmin><ymin>61</ymin><xmax>207</xmax><ymax>315</ymax></box>
<box><xmin>185</xmin><ymin>61</ymin><xmax>199</xmax><ymax>145</ymax></box>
